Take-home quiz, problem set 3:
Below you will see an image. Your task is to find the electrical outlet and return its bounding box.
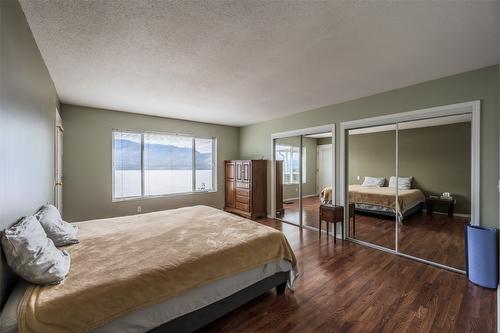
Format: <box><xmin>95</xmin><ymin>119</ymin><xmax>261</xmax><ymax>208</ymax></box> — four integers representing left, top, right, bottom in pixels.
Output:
<box><xmin>357</xmin><ymin>176</ymin><xmax>360</xmax><ymax>181</ymax></box>
<box><xmin>137</xmin><ymin>206</ymin><xmax>142</xmax><ymax>213</ymax></box>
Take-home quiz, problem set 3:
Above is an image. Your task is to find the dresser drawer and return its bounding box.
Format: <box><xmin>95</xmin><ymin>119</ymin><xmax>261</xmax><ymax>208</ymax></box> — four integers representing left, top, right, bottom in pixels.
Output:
<box><xmin>236</xmin><ymin>188</ymin><xmax>250</xmax><ymax>197</ymax></box>
<box><xmin>235</xmin><ymin>202</ymin><xmax>250</xmax><ymax>212</ymax></box>
<box><xmin>236</xmin><ymin>195</ymin><xmax>250</xmax><ymax>204</ymax></box>
<box><xmin>236</xmin><ymin>182</ymin><xmax>249</xmax><ymax>189</ymax></box>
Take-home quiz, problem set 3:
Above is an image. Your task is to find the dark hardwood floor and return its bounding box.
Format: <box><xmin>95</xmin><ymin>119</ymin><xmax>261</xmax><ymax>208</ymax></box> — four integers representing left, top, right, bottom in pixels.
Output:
<box><xmin>200</xmin><ymin>218</ymin><xmax>496</xmax><ymax>333</ymax></box>
<box><xmin>350</xmin><ymin>211</ymin><xmax>468</xmax><ymax>270</ymax></box>
<box><xmin>400</xmin><ymin>213</ymin><xmax>467</xmax><ymax>270</ymax></box>
<box><xmin>282</xmin><ymin>197</ymin><xmax>467</xmax><ymax>270</ymax></box>
<box><xmin>281</xmin><ymin>196</ymin><xmax>325</xmax><ymax>230</ymax></box>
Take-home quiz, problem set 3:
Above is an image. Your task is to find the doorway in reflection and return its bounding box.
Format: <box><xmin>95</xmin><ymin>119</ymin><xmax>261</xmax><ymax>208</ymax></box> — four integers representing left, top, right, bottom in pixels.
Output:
<box><xmin>303</xmin><ymin>132</ymin><xmax>333</xmax><ymax>232</ymax></box>
<box><xmin>275</xmin><ymin>136</ymin><xmax>302</xmax><ymax>226</ymax></box>
<box><xmin>273</xmin><ymin>129</ymin><xmax>334</xmax><ymax>232</ymax></box>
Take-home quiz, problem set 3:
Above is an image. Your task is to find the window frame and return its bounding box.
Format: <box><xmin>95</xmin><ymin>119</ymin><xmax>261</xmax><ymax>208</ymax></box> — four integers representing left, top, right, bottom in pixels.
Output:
<box><xmin>111</xmin><ymin>129</ymin><xmax>217</xmax><ymax>202</ymax></box>
<box><xmin>275</xmin><ymin>144</ymin><xmax>306</xmax><ymax>185</ymax></box>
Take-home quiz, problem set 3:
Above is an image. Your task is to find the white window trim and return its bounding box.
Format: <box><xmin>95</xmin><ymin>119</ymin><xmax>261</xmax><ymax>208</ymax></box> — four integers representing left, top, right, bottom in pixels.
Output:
<box><xmin>111</xmin><ymin>129</ymin><xmax>218</xmax><ymax>202</ymax></box>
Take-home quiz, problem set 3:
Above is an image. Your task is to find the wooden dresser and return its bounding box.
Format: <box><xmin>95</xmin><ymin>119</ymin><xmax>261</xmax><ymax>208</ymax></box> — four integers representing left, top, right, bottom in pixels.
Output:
<box><xmin>224</xmin><ymin>160</ymin><xmax>267</xmax><ymax>219</ymax></box>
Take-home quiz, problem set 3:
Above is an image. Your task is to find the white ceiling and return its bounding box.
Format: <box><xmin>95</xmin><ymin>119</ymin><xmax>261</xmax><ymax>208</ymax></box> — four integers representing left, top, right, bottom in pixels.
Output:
<box><xmin>20</xmin><ymin>0</ymin><xmax>500</xmax><ymax>127</ymax></box>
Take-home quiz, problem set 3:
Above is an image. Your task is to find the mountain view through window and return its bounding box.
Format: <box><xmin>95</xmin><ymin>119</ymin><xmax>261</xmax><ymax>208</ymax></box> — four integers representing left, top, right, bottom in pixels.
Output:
<box><xmin>113</xmin><ymin>131</ymin><xmax>215</xmax><ymax>199</ymax></box>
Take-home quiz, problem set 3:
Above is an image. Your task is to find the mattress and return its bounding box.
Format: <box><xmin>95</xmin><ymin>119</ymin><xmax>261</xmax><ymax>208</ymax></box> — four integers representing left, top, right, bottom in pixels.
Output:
<box><xmin>18</xmin><ymin>206</ymin><xmax>297</xmax><ymax>333</ymax></box>
<box><xmin>0</xmin><ymin>260</ymin><xmax>292</xmax><ymax>333</ymax></box>
<box><xmin>349</xmin><ymin>185</ymin><xmax>425</xmax><ymax>214</ymax></box>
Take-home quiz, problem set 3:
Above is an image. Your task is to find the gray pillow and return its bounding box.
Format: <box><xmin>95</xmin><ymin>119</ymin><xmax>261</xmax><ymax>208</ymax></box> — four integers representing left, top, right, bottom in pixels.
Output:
<box><xmin>361</xmin><ymin>176</ymin><xmax>385</xmax><ymax>187</ymax></box>
<box><xmin>36</xmin><ymin>204</ymin><xmax>78</xmax><ymax>246</ymax></box>
<box><xmin>1</xmin><ymin>216</ymin><xmax>70</xmax><ymax>285</ymax></box>
<box><xmin>388</xmin><ymin>176</ymin><xmax>413</xmax><ymax>190</ymax></box>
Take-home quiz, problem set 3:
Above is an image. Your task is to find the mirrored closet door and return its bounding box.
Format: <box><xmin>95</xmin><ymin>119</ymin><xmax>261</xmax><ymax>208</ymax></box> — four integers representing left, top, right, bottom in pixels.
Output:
<box><xmin>397</xmin><ymin>115</ymin><xmax>471</xmax><ymax>271</ymax></box>
<box><xmin>344</xmin><ymin>103</ymin><xmax>476</xmax><ymax>273</ymax></box>
<box><xmin>347</xmin><ymin>125</ymin><xmax>396</xmax><ymax>250</ymax></box>
<box><xmin>275</xmin><ymin>136</ymin><xmax>302</xmax><ymax>226</ymax></box>
<box><xmin>274</xmin><ymin>127</ymin><xmax>334</xmax><ymax>232</ymax></box>
<box><xmin>303</xmin><ymin>131</ymin><xmax>333</xmax><ymax>231</ymax></box>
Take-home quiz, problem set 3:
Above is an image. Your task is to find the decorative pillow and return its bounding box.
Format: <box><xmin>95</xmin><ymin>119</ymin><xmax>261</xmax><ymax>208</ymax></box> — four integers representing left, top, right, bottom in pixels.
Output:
<box><xmin>388</xmin><ymin>176</ymin><xmax>413</xmax><ymax>190</ymax></box>
<box><xmin>36</xmin><ymin>204</ymin><xmax>78</xmax><ymax>246</ymax></box>
<box><xmin>1</xmin><ymin>216</ymin><xmax>70</xmax><ymax>285</ymax></box>
<box><xmin>361</xmin><ymin>177</ymin><xmax>385</xmax><ymax>187</ymax></box>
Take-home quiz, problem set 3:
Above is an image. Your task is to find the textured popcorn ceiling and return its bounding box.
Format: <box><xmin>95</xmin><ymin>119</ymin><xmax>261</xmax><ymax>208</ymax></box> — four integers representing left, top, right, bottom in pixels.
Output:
<box><xmin>20</xmin><ymin>0</ymin><xmax>500</xmax><ymax>126</ymax></box>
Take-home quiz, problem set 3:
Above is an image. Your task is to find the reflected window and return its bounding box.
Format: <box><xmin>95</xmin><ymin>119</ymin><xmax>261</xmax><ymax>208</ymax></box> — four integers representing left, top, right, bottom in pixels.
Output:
<box><xmin>276</xmin><ymin>144</ymin><xmax>306</xmax><ymax>184</ymax></box>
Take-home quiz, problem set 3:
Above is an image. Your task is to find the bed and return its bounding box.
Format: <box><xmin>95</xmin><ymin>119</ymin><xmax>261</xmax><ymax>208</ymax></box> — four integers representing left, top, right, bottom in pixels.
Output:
<box><xmin>320</xmin><ymin>185</ymin><xmax>425</xmax><ymax>220</ymax></box>
<box><xmin>0</xmin><ymin>205</ymin><xmax>297</xmax><ymax>333</ymax></box>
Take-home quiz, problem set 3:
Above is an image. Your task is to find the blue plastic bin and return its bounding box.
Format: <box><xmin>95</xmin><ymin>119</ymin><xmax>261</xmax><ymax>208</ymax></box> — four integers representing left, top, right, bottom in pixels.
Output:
<box><xmin>465</xmin><ymin>224</ymin><xmax>498</xmax><ymax>289</ymax></box>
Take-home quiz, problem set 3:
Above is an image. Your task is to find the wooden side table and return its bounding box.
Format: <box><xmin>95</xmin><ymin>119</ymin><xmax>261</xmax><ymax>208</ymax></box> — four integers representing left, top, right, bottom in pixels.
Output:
<box><xmin>319</xmin><ymin>204</ymin><xmax>344</xmax><ymax>243</ymax></box>
<box><xmin>427</xmin><ymin>196</ymin><xmax>455</xmax><ymax>218</ymax></box>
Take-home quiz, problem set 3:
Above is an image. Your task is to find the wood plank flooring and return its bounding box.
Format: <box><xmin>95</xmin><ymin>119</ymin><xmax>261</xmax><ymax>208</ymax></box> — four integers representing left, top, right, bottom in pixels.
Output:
<box><xmin>281</xmin><ymin>196</ymin><xmax>325</xmax><ymax>230</ymax></box>
<box><xmin>282</xmin><ymin>196</ymin><xmax>467</xmax><ymax>270</ymax></box>
<box><xmin>200</xmin><ymin>218</ymin><xmax>496</xmax><ymax>333</ymax></box>
<box><xmin>351</xmin><ymin>212</ymin><xmax>468</xmax><ymax>270</ymax></box>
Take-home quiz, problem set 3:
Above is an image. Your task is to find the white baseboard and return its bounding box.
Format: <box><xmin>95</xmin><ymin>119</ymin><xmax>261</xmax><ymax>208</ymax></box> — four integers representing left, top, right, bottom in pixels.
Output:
<box><xmin>283</xmin><ymin>194</ymin><xmax>318</xmax><ymax>201</ymax></box>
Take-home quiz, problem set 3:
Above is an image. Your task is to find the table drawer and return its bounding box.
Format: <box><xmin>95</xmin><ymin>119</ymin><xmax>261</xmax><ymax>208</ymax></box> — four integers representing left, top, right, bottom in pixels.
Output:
<box><xmin>236</xmin><ymin>188</ymin><xmax>250</xmax><ymax>197</ymax></box>
<box><xmin>235</xmin><ymin>202</ymin><xmax>250</xmax><ymax>212</ymax></box>
<box><xmin>320</xmin><ymin>209</ymin><xmax>335</xmax><ymax>222</ymax></box>
<box><xmin>236</xmin><ymin>182</ymin><xmax>249</xmax><ymax>189</ymax></box>
<box><xmin>320</xmin><ymin>206</ymin><xmax>344</xmax><ymax>222</ymax></box>
<box><xmin>236</xmin><ymin>195</ymin><xmax>250</xmax><ymax>204</ymax></box>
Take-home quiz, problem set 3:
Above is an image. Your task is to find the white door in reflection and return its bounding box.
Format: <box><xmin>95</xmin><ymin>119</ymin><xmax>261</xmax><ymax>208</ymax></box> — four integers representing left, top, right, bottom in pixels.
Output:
<box><xmin>317</xmin><ymin>145</ymin><xmax>332</xmax><ymax>196</ymax></box>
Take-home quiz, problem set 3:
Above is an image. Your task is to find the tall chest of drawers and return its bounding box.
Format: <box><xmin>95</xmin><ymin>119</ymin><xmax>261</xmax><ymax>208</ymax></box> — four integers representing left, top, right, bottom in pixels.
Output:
<box><xmin>224</xmin><ymin>160</ymin><xmax>267</xmax><ymax>219</ymax></box>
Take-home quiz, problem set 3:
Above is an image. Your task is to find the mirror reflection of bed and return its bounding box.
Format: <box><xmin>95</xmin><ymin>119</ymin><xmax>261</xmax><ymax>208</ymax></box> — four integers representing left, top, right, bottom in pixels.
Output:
<box><xmin>347</xmin><ymin>115</ymin><xmax>471</xmax><ymax>271</ymax></box>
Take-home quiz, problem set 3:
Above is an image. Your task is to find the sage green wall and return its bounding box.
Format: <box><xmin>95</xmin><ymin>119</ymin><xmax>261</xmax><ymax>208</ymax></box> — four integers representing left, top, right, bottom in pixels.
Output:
<box><xmin>240</xmin><ymin>65</ymin><xmax>499</xmax><ymax>228</ymax></box>
<box><xmin>0</xmin><ymin>0</ymin><xmax>59</xmax><ymax>305</ymax></box>
<box><xmin>348</xmin><ymin>123</ymin><xmax>471</xmax><ymax>214</ymax></box>
<box><xmin>348</xmin><ymin>130</ymin><xmax>396</xmax><ymax>187</ymax></box>
<box><xmin>275</xmin><ymin>137</ymin><xmax>317</xmax><ymax>200</ymax></box>
<box><xmin>61</xmin><ymin>105</ymin><xmax>239</xmax><ymax>222</ymax></box>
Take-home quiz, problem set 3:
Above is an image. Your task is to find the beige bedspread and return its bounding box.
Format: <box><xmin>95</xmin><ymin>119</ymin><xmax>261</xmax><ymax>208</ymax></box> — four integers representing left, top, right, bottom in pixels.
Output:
<box><xmin>320</xmin><ymin>186</ymin><xmax>333</xmax><ymax>203</ymax></box>
<box><xmin>348</xmin><ymin>185</ymin><xmax>425</xmax><ymax>212</ymax></box>
<box><xmin>18</xmin><ymin>205</ymin><xmax>297</xmax><ymax>333</ymax></box>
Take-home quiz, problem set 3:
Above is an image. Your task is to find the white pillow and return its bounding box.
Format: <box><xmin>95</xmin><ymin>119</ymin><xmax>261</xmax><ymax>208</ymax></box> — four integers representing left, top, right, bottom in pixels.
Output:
<box><xmin>361</xmin><ymin>177</ymin><xmax>385</xmax><ymax>187</ymax></box>
<box><xmin>388</xmin><ymin>176</ymin><xmax>413</xmax><ymax>190</ymax></box>
<box><xmin>1</xmin><ymin>216</ymin><xmax>70</xmax><ymax>285</ymax></box>
<box><xmin>36</xmin><ymin>204</ymin><xmax>78</xmax><ymax>246</ymax></box>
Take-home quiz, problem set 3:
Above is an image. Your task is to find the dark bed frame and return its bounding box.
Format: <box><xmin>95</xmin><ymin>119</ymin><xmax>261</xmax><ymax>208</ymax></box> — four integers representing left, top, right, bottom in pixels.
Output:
<box><xmin>354</xmin><ymin>202</ymin><xmax>424</xmax><ymax>222</ymax></box>
<box><xmin>148</xmin><ymin>271</ymin><xmax>289</xmax><ymax>333</ymax></box>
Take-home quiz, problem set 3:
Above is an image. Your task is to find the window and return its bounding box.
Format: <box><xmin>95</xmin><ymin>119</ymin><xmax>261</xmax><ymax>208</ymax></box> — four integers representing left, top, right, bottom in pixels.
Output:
<box><xmin>113</xmin><ymin>130</ymin><xmax>216</xmax><ymax>200</ymax></box>
<box><xmin>275</xmin><ymin>144</ymin><xmax>306</xmax><ymax>184</ymax></box>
